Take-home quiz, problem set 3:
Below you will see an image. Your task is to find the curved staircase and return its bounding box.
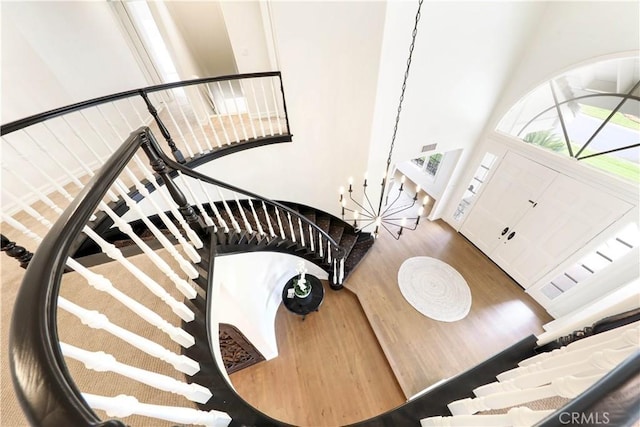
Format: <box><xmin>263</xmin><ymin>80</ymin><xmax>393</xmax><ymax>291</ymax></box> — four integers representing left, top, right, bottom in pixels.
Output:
<box><xmin>2</xmin><ymin>74</ymin><xmax>638</xmax><ymax>427</ymax></box>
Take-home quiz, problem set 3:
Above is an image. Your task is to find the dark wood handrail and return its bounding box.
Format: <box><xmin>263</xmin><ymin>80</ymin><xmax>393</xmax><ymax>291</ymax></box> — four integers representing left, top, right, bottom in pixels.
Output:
<box><xmin>9</xmin><ymin>129</ymin><xmax>147</xmax><ymax>427</ymax></box>
<box><xmin>1</xmin><ymin>72</ymin><xmax>283</xmax><ymax>136</ymax></box>
<box><xmin>144</xmin><ymin>130</ymin><xmax>347</xmax><ymax>260</ymax></box>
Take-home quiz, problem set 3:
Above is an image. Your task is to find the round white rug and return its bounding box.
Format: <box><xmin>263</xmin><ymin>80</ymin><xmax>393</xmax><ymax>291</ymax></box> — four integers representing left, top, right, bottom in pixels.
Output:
<box><xmin>397</xmin><ymin>256</ymin><xmax>471</xmax><ymax>322</ymax></box>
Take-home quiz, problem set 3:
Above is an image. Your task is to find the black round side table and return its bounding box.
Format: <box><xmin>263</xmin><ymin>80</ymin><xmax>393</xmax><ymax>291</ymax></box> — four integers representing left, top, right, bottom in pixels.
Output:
<box><xmin>282</xmin><ymin>275</ymin><xmax>324</xmax><ymax>320</ymax></box>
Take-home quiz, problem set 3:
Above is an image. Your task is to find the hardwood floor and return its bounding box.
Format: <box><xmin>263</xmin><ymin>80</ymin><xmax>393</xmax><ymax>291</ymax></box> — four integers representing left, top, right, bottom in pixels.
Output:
<box><xmin>228</xmin><ymin>218</ymin><xmax>552</xmax><ymax>425</ymax></box>
<box><xmin>228</xmin><ymin>285</ymin><xmax>406</xmax><ymax>427</ymax></box>
<box><xmin>346</xmin><ymin>219</ymin><xmax>553</xmax><ymax>398</ymax></box>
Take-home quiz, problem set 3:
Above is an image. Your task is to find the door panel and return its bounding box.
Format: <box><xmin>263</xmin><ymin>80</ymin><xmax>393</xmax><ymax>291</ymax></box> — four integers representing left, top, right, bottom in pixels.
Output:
<box><xmin>460</xmin><ymin>151</ymin><xmax>557</xmax><ymax>253</ymax></box>
<box><xmin>491</xmin><ymin>174</ymin><xmax>632</xmax><ymax>288</ymax></box>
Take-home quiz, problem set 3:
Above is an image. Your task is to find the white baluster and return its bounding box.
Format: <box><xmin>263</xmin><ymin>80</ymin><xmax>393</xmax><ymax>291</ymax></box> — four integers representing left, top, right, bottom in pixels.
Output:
<box><xmin>81</xmin><ymin>226</ymin><xmax>194</xmax><ymax>321</ymax></box>
<box><xmin>82</xmin><ymin>394</ymin><xmax>231</xmax><ymax>427</ymax></box>
<box><xmin>339</xmin><ymin>258</ymin><xmax>345</xmax><ymax>284</ymax></box>
<box><xmin>171</xmin><ymin>89</ymin><xmax>205</xmax><ymax>154</ymax></box>
<box><xmin>216</xmin><ymin>81</ymin><xmax>240</xmax><ymax>142</ymax></box>
<box><xmin>60</xmin><ymin>343</ymin><xmax>211</xmax><ymax>403</ymax></box>
<box><xmin>298</xmin><ymin>218</ymin><xmax>305</xmax><ymax>247</ymax></box>
<box><xmin>24</xmin><ymin>125</ymin><xmax>118</xmax><ymax>209</ymax></box>
<box><xmin>239</xmin><ymin>80</ymin><xmax>257</xmax><ymax>140</ymax></box>
<box><xmin>61</xmin><ymin>115</ymin><xmax>111</xmax><ymax>164</ymax></box>
<box><xmin>519</xmin><ymin>323</ymin><xmax>639</xmax><ymax>368</ymax></box>
<box><xmin>4</xmin><ymin>191</ymin><xmax>54</xmax><ymax>228</ymax></box>
<box><xmin>201</xmin><ymin>183</ymin><xmax>228</xmax><ymax>233</ymax></box>
<box><xmin>127</xmin><ymin>97</ymin><xmax>153</xmax><ymax>127</ymax></box>
<box><xmin>499</xmin><ymin>327</ymin><xmax>639</xmax><ymax>381</ymax></box>
<box><xmin>226</xmin><ymin>80</ymin><xmax>248</xmax><ymax>141</ymax></box>
<box><xmin>327</xmin><ymin>242</ymin><xmax>332</xmax><ymax>263</ymax></box>
<box><xmin>156</xmin><ymin>100</ymin><xmax>195</xmax><ymax>157</ymax></box>
<box><xmin>269</xmin><ymin>77</ymin><xmax>284</xmax><ymax>134</ymax></box>
<box><xmin>2</xmin><ymin>166</ymin><xmax>68</xmax><ymax>217</ymax></box>
<box><xmin>131</xmin><ymin>155</ymin><xmax>203</xmax><ymax>249</ymax></box>
<box><xmin>2</xmin><ymin>214</ymin><xmax>43</xmax><ymax>244</ymax></box>
<box><xmin>249</xmin><ymin>79</ymin><xmax>266</xmax><ymax>137</ymax></box>
<box><xmin>6</xmin><ymin>194</ymin><xmax>195</xmax><ymax>318</ymax></box>
<box><xmin>65</xmin><ymin>257</ymin><xmax>195</xmax><ymax>348</ymax></box>
<box><xmin>114</xmin><ymin>180</ymin><xmax>200</xmax><ymax>279</ymax></box>
<box><xmin>234</xmin><ymin>195</ymin><xmax>253</xmax><ymax>234</ymax></box>
<box><xmin>309</xmin><ymin>224</ymin><xmax>315</xmax><ymax>251</ymax></box>
<box><xmin>286</xmin><ymin>212</ymin><xmax>296</xmax><ymax>243</ymax></box>
<box><xmin>2</xmin><ymin>146</ymin><xmax>74</xmax><ymax>206</ymax></box>
<box><xmin>421</xmin><ymin>407</ymin><xmax>554</xmax><ymax>427</ymax></box>
<box><xmin>448</xmin><ymin>373</ymin><xmax>605</xmax><ymax>416</ymax></box>
<box><xmin>259</xmin><ymin>78</ymin><xmax>274</xmax><ymax>135</ymax></box>
<box><xmin>194</xmin><ymin>181</ymin><xmax>218</xmax><ymax>233</ymax></box>
<box><xmin>205</xmin><ymin>83</ymin><xmax>231</xmax><ymax>145</ymax></box>
<box><xmin>183</xmin><ymin>90</ymin><xmax>214</xmax><ymax>151</ymax></box>
<box><xmin>21</xmin><ymin>130</ymin><xmax>85</xmax><ymax>188</ymax></box>
<box><xmin>57</xmin><ymin>297</ymin><xmax>199</xmax><ymax>375</ymax></box>
<box><xmin>193</xmin><ymin>86</ymin><xmax>222</xmax><ymax>148</ymax></box>
<box><xmin>475</xmin><ymin>346</ymin><xmax>637</xmax><ymax>396</ymax></box>
<box><xmin>216</xmin><ymin>187</ymin><xmax>241</xmax><ymax>233</ymax></box>
<box><xmin>274</xmin><ymin>208</ymin><xmax>285</xmax><ymax>240</ymax></box>
<box><xmin>176</xmin><ymin>172</ymin><xmax>215</xmax><ymax>227</ymax></box>
<box><xmin>248</xmin><ymin>199</ymin><xmax>264</xmax><ymax>236</ymax></box>
<box><xmin>262</xmin><ymin>202</ymin><xmax>276</xmax><ymax>237</ymax></box>
<box><xmin>99</xmin><ymin>202</ymin><xmax>197</xmax><ymax>300</ymax></box>
<box><xmin>124</xmin><ymin>170</ymin><xmax>201</xmax><ymax>263</ymax></box>
<box><xmin>319</xmin><ymin>234</ymin><xmax>324</xmax><ymax>258</ymax></box>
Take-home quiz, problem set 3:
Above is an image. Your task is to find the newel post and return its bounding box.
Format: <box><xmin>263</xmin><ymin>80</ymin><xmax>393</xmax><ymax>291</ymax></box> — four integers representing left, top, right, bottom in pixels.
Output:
<box><xmin>139</xmin><ymin>90</ymin><xmax>186</xmax><ymax>163</ymax></box>
<box><xmin>1</xmin><ymin>234</ymin><xmax>34</xmax><ymax>269</ymax></box>
<box><xmin>140</xmin><ymin>132</ymin><xmax>204</xmax><ymax>235</ymax></box>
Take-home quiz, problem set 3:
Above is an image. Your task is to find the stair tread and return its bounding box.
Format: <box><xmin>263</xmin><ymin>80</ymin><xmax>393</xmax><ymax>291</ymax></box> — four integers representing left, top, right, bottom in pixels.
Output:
<box><xmin>337</xmin><ymin>233</ymin><xmax>358</xmax><ymax>259</ymax></box>
<box><xmin>344</xmin><ymin>235</ymin><xmax>375</xmax><ymax>273</ymax></box>
<box><xmin>328</xmin><ymin>224</ymin><xmax>345</xmax><ymax>246</ymax></box>
<box><xmin>316</xmin><ymin>216</ymin><xmax>331</xmax><ymax>235</ymax></box>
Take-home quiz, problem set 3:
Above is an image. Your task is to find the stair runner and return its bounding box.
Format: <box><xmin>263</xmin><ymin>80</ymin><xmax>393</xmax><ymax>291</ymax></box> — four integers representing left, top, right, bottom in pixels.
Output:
<box><xmin>211</xmin><ymin>201</ymin><xmax>374</xmax><ymax>286</ymax></box>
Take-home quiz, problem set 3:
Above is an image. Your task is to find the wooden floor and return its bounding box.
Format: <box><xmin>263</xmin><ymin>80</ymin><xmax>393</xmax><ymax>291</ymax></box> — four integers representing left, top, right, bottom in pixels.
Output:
<box><xmin>228</xmin><ymin>218</ymin><xmax>552</xmax><ymax>425</ymax></box>
<box><xmin>229</xmin><ymin>286</ymin><xmax>406</xmax><ymax>426</ymax></box>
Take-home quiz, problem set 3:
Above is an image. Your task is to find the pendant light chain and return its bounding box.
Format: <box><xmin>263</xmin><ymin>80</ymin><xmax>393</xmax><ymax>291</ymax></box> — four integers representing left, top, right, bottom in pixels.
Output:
<box><xmin>386</xmin><ymin>0</ymin><xmax>425</xmax><ymax>170</ymax></box>
<box><xmin>339</xmin><ymin>0</ymin><xmax>428</xmax><ymax>240</ymax></box>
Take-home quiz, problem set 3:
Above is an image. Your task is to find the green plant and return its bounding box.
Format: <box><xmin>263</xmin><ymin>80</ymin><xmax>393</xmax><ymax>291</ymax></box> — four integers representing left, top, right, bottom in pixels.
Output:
<box><xmin>523</xmin><ymin>130</ymin><xmax>567</xmax><ymax>152</ymax></box>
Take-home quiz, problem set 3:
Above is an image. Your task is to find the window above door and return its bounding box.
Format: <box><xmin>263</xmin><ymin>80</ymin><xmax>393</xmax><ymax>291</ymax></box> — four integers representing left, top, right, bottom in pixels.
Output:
<box><xmin>496</xmin><ymin>56</ymin><xmax>639</xmax><ymax>183</ymax></box>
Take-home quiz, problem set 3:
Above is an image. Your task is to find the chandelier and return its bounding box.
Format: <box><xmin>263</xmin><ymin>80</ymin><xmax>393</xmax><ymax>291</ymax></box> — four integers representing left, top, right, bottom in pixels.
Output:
<box><xmin>339</xmin><ymin>0</ymin><xmax>426</xmax><ymax>240</ymax></box>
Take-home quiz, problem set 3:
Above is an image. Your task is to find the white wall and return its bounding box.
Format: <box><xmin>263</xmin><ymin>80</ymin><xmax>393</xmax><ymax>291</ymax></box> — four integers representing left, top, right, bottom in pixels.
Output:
<box><xmin>1</xmin><ymin>1</ymin><xmax>150</xmax><ymax>213</ymax></box>
<box><xmin>1</xmin><ymin>2</ymin><xmax>148</xmax><ymax>120</ymax></box>
<box><xmin>193</xmin><ymin>1</ymin><xmax>386</xmax><ymax>218</ymax></box>
<box><xmin>440</xmin><ymin>1</ymin><xmax>640</xmax><ymax>226</ymax></box>
<box><xmin>220</xmin><ymin>2</ymin><xmax>273</xmax><ymax>73</ymax></box>
<box><xmin>164</xmin><ymin>1</ymin><xmax>237</xmax><ymax>78</ymax></box>
<box><xmin>210</xmin><ymin>252</ymin><xmax>328</xmax><ymax>360</ymax></box>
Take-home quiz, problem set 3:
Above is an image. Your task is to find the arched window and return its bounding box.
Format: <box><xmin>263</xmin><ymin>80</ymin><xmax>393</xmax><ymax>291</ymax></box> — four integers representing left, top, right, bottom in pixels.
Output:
<box><xmin>497</xmin><ymin>56</ymin><xmax>639</xmax><ymax>182</ymax></box>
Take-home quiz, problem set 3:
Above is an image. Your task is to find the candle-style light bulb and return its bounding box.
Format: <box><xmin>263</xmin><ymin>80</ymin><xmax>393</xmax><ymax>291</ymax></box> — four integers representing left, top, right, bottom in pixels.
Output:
<box><xmin>401</xmin><ymin>175</ymin><xmax>406</xmax><ymax>184</ymax></box>
<box><xmin>401</xmin><ymin>217</ymin><xmax>407</xmax><ymax>227</ymax></box>
<box><xmin>416</xmin><ymin>184</ymin><xmax>421</xmax><ymax>193</ymax></box>
<box><xmin>348</xmin><ymin>177</ymin><xmax>353</xmax><ymax>192</ymax></box>
<box><xmin>418</xmin><ymin>206</ymin><xmax>425</xmax><ymax>216</ymax></box>
<box><xmin>423</xmin><ymin>195</ymin><xmax>429</xmax><ymax>205</ymax></box>
<box><xmin>353</xmin><ymin>210</ymin><xmax>359</xmax><ymax>220</ymax></box>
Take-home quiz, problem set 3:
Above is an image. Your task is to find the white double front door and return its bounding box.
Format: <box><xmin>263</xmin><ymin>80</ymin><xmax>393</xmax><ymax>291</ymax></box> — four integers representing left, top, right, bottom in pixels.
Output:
<box><xmin>461</xmin><ymin>151</ymin><xmax>632</xmax><ymax>289</ymax></box>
